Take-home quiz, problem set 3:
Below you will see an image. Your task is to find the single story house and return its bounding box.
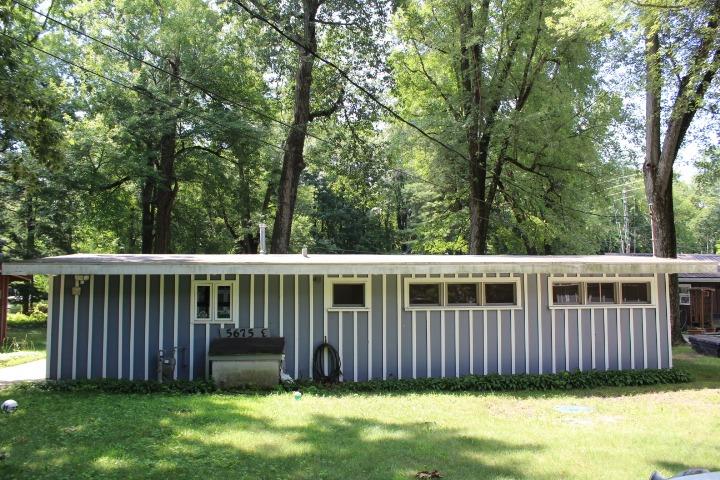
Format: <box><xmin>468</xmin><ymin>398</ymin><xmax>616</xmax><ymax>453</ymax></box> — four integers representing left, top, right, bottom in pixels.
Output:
<box><xmin>2</xmin><ymin>254</ymin><xmax>717</xmax><ymax>382</ymax></box>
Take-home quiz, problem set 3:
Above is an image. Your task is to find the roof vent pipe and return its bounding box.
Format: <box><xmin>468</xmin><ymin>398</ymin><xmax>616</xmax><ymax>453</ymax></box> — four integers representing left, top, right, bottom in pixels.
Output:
<box><xmin>259</xmin><ymin>223</ymin><xmax>267</xmax><ymax>255</ymax></box>
<box><xmin>302</xmin><ymin>246</ymin><xmax>308</xmax><ymax>257</ymax></box>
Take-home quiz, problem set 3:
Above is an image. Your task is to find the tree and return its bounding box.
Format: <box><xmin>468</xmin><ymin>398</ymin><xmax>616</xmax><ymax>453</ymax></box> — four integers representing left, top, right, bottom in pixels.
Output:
<box><xmin>233</xmin><ymin>0</ymin><xmax>389</xmax><ymax>253</ymax></box>
<box><xmin>392</xmin><ymin>0</ymin><xmax>621</xmax><ymax>254</ymax></box>
<box><xmin>641</xmin><ymin>0</ymin><xmax>720</xmax><ymax>343</ymax></box>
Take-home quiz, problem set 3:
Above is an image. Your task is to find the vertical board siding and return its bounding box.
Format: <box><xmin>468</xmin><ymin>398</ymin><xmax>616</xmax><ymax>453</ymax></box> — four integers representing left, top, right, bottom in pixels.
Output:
<box><xmin>48</xmin><ymin>276</ymin><xmax>61</xmax><ymax>380</ymax></box>
<box><xmin>147</xmin><ymin>275</ymin><xmax>161</xmax><ymax>380</ymax></box>
<box><xmin>50</xmin><ymin>271</ymin><xmax>673</xmax><ymax>381</ymax></box>
<box><xmin>567</xmin><ymin>309</ymin><xmax>579</xmax><ymax>372</ymax></box>
<box><xmin>90</xmin><ymin>276</ymin><xmax>105</xmax><ymax>378</ymax></box>
<box><xmin>60</xmin><ymin>276</ymin><xmax>74</xmax><ymax>379</ymax></box>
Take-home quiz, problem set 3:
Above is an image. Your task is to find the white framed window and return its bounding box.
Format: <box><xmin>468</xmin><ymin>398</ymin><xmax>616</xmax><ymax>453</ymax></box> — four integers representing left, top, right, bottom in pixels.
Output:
<box><xmin>191</xmin><ymin>279</ymin><xmax>237</xmax><ymax>323</ymax></box>
<box><xmin>586</xmin><ymin>282</ymin><xmax>617</xmax><ymax>304</ymax></box>
<box><xmin>548</xmin><ymin>277</ymin><xmax>655</xmax><ymax>307</ymax></box>
<box><xmin>324</xmin><ymin>277</ymin><xmax>371</xmax><ymax>311</ymax></box>
<box><xmin>404</xmin><ymin>277</ymin><xmax>521</xmax><ymax>310</ymax></box>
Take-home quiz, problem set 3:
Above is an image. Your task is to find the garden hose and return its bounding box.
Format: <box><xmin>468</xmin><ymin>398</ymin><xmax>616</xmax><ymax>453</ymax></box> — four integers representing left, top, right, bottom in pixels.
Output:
<box><xmin>312</xmin><ymin>341</ymin><xmax>342</xmax><ymax>383</ymax></box>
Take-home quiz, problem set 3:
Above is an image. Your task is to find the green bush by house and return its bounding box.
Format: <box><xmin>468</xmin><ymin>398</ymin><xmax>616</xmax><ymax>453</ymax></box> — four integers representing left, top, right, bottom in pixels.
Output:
<box><xmin>17</xmin><ymin>368</ymin><xmax>690</xmax><ymax>395</ymax></box>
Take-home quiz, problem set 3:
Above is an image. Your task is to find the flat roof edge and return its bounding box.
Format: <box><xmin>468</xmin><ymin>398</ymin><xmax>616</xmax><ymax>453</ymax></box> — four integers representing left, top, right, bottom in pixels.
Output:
<box><xmin>3</xmin><ymin>260</ymin><xmax>717</xmax><ymax>276</ymax></box>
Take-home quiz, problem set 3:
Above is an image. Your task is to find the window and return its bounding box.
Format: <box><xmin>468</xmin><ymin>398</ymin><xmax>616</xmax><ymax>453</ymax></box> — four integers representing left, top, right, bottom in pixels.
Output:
<box><xmin>553</xmin><ymin>283</ymin><xmax>581</xmax><ymax>305</ymax></box>
<box><xmin>447</xmin><ymin>283</ymin><xmax>479</xmax><ymax>306</ymax></box>
<box><xmin>216</xmin><ymin>285</ymin><xmax>232</xmax><ymax>319</ymax></box>
<box><xmin>405</xmin><ymin>278</ymin><xmax>520</xmax><ymax>309</ymax></box>
<box><xmin>621</xmin><ymin>282</ymin><xmax>651</xmax><ymax>304</ymax></box>
<box><xmin>485</xmin><ymin>283</ymin><xmax>516</xmax><ymax>305</ymax></box>
<box><xmin>195</xmin><ymin>284</ymin><xmax>211</xmax><ymax>319</ymax></box>
<box><xmin>409</xmin><ymin>283</ymin><xmax>442</xmax><ymax>306</ymax></box>
<box><xmin>332</xmin><ymin>283</ymin><xmax>365</xmax><ymax>308</ymax></box>
<box><xmin>586</xmin><ymin>283</ymin><xmax>616</xmax><ymax>304</ymax></box>
<box><xmin>548</xmin><ymin>278</ymin><xmax>655</xmax><ymax>307</ymax></box>
<box><xmin>325</xmin><ymin>277</ymin><xmax>371</xmax><ymax>310</ymax></box>
<box><xmin>193</xmin><ymin>281</ymin><xmax>234</xmax><ymax>322</ymax></box>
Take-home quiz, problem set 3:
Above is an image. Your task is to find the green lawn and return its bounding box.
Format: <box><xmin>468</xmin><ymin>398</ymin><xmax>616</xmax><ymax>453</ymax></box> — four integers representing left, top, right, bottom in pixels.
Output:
<box><xmin>0</xmin><ymin>326</ymin><xmax>46</xmax><ymax>368</ymax></box>
<box><xmin>1</xmin><ymin>347</ymin><xmax>719</xmax><ymax>479</ymax></box>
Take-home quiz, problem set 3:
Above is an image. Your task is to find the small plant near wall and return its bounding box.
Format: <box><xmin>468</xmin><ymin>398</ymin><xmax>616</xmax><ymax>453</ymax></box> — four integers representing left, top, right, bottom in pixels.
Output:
<box><xmin>16</xmin><ymin>368</ymin><xmax>690</xmax><ymax>395</ymax></box>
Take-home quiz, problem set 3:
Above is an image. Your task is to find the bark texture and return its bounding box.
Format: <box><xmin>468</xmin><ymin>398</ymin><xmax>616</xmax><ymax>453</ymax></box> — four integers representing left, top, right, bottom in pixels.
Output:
<box><xmin>270</xmin><ymin>0</ymin><xmax>320</xmax><ymax>253</ymax></box>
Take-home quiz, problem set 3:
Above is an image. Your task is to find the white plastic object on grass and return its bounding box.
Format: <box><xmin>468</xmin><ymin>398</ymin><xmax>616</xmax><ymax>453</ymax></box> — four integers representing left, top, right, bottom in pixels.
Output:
<box><xmin>293</xmin><ymin>391</ymin><xmax>302</xmax><ymax>401</ymax></box>
<box><xmin>1</xmin><ymin>399</ymin><xmax>18</xmax><ymax>413</ymax></box>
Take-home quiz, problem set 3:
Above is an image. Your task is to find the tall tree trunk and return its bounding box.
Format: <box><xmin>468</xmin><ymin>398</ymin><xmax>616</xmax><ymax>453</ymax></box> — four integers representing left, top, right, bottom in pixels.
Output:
<box><xmin>270</xmin><ymin>0</ymin><xmax>319</xmax><ymax>254</ymax></box>
<box><xmin>642</xmin><ymin>9</ymin><xmax>720</xmax><ymax>344</ymax></box>
<box><xmin>153</xmin><ymin>57</ymin><xmax>180</xmax><ymax>254</ymax></box>
<box><xmin>458</xmin><ymin>3</ymin><xmax>489</xmax><ymax>255</ymax></box>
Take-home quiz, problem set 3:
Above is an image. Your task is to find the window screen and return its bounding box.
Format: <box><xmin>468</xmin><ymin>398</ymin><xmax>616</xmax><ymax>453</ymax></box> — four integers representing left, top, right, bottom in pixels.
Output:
<box><xmin>485</xmin><ymin>283</ymin><xmax>516</xmax><ymax>305</ymax></box>
<box><xmin>332</xmin><ymin>283</ymin><xmax>365</xmax><ymax>307</ymax></box>
<box><xmin>409</xmin><ymin>283</ymin><xmax>441</xmax><ymax>306</ymax></box>
<box><xmin>196</xmin><ymin>285</ymin><xmax>211</xmax><ymax>319</ymax></box>
<box><xmin>553</xmin><ymin>283</ymin><xmax>581</xmax><ymax>305</ymax></box>
<box><xmin>587</xmin><ymin>283</ymin><xmax>616</xmax><ymax>304</ymax></box>
<box><xmin>621</xmin><ymin>282</ymin><xmax>650</xmax><ymax>303</ymax></box>
<box><xmin>447</xmin><ymin>283</ymin><xmax>479</xmax><ymax>305</ymax></box>
<box><xmin>216</xmin><ymin>285</ymin><xmax>232</xmax><ymax>319</ymax></box>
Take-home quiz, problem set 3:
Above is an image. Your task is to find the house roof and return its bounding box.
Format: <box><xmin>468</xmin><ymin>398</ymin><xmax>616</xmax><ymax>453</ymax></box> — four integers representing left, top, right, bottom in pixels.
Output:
<box><xmin>1</xmin><ymin>253</ymin><xmax>718</xmax><ymax>276</ymax></box>
<box><xmin>678</xmin><ymin>254</ymin><xmax>720</xmax><ymax>282</ymax></box>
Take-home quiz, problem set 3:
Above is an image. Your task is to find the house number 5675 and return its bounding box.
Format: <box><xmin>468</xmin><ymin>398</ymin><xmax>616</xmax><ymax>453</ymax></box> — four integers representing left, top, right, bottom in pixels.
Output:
<box><xmin>225</xmin><ymin>328</ymin><xmax>270</xmax><ymax>338</ymax></box>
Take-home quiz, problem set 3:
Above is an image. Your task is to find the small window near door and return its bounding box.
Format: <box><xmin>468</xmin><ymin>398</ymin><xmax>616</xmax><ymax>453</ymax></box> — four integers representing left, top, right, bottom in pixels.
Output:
<box><xmin>553</xmin><ymin>283</ymin><xmax>581</xmax><ymax>305</ymax></box>
<box><xmin>216</xmin><ymin>285</ymin><xmax>232</xmax><ymax>319</ymax></box>
<box><xmin>332</xmin><ymin>283</ymin><xmax>365</xmax><ymax>308</ymax></box>
<box><xmin>447</xmin><ymin>283</ymin><xmax>480</xmax><ymax>306</ymax></box>
<box><xmin>195</xmin><ymin>285</ymin><xmax>211</xmax><ymax>319</ymax></box>
<box><xmin>587</xmin><ymin>283</ymin><xmax>616</xmax><ymax>304</ymax></box>
<box><xmin>621</xmin><ymin>282</ymin><xmax>651</xmax><ymax>304</ymax></box>
<box><xmin>485</xmin><ymin>283</ymin><xmax>516</xmax><ymax>305</ymax></box>
<box><xmin>409</xmin><ymin>283</ymin><xmax>441</xmax><ymax>306</ymax></box>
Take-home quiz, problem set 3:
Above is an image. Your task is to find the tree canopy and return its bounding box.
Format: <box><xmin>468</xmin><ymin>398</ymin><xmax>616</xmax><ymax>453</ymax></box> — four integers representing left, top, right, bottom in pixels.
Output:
<box><xmin>0</xmin><ymin>0</ymin><xmax>718</xmax><ymax>261</ymax></box>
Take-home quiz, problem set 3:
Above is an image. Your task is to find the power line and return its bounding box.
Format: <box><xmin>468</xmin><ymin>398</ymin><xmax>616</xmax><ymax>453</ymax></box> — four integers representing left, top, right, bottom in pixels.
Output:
<box><xmin>10</xmin><ymin>0</ymin><xmax>337</xmax><ymax>149</ymax></box>
<box><xmin>231</xmin><ymin>0</ymin><xmax>470</xmax><ymax>163</ymax></box>
<box><xmin>6</xmin><ymin>12</ymin><xmax>626</xmax><ymax>242</ymax></box>
<box><xmin>0</xmin><ymin>31</ymin><xmax>285</xmax><ymax>154</ymax></box>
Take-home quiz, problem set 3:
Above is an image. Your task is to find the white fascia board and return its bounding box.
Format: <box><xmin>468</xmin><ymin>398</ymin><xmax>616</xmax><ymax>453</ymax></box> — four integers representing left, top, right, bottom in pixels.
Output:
<box><xmin>2</xmin><ymin>256</ymin><xmax>718</xmax><ymax>276</ymax></box>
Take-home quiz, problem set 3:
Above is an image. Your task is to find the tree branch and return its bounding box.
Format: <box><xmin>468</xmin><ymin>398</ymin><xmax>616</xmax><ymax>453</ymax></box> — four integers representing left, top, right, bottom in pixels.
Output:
<box><xmin>309</xmin><ymin>87</ymin><xmax>344</xmax><ymax>121</ymax></box>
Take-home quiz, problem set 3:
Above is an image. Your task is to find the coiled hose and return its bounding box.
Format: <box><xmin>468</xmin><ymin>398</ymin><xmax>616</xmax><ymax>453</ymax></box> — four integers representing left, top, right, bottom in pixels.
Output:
<box><xmin>312</xmin><ymin>342</ymin><xmax>342</xmax><ymax>383</ymax></box>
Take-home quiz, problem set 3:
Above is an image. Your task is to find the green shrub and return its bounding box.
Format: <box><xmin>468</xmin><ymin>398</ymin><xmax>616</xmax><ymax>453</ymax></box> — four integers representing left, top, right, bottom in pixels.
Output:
<box><xmin>16</xmin><ymin>368</ymin><xmax>690</xmax><ymax>395</ymax></box>
<box><xmin>309</xmin><ymin>368</ymin><xmax>692</xmax><ymax>393</ymax></box>
<box><xmin>7</xmin><ymin>306</ymin><xmax>47</xmax><ymax>328</ymax></box>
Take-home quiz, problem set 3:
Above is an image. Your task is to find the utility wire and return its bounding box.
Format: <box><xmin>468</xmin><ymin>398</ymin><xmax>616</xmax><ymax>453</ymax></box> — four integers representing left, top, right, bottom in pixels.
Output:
<box><xmin>0</xmin><ymin>31</ymin><xmax>285</xmax><ymax>153</ymax></box>
<box><xmin>6</xmin><ymin>11</ymin><xmax>622</xmax><ymax>240</ymax></box>
<box><xmin>20</xmin><ymin>0</ymin><xmax>618</xmax><ymax>225</ymax></box>
<box><xmin>10</xmin><ymin>0</ymin><xmax>337</xmax><ymax>149</ymax></box>
<box><xmin>231</xmin><ymin>0</ymin><xmax>470</xmax><ymax>162</ymax></box>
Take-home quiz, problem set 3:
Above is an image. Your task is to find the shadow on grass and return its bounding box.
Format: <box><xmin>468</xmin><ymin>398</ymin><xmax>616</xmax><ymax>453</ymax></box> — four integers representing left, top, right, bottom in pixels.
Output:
<box><xmin>0</xmin><ymin>393</ymin><xmax>550</xmax><ymax>479</ymax></box>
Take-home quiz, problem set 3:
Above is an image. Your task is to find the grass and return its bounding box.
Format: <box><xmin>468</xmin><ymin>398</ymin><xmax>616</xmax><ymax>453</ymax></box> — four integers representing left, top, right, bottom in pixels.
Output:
<box><xmin>0</xmin><ymin>347</ymin><xmax>718</xmax><ymax>480</ymax></box>
<box><xmin>0</xmin><ymin>326</ymin><xmax>46</xmax><ymax>368</ymax></box>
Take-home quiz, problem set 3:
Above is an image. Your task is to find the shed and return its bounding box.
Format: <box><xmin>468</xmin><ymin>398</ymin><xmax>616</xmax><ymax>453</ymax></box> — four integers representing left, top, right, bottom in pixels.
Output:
<box><xmin>2</xmin><ymin>253</ymin><xmax>717</xmax><ymax>382</ymax></box>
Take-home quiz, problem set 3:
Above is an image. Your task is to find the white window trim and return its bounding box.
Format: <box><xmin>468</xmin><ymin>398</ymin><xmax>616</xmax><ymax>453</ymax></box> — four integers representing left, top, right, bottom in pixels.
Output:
<box><xmin>324</xmin><ymin>276</ymin><xmax>372</xmax><ymax>312</ymax></box>
<box><xmin>191</xmin><ymin>278</ymin><xmax>239</xmax><ymax>323</ymax></box>
<box><xmin>404</xmin><ymin>277</ymin><xmax>522</xmax><ymax>310</ymax></box>
<box><xmin>547</xmin><ymin>276</ymin><xmax>656</xmax><ymax>308</ymax></box>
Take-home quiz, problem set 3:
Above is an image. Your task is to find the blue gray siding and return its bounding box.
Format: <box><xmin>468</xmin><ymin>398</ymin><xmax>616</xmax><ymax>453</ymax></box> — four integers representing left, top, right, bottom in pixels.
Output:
<box><xmin>45</xmin><ymin>272</ymin><xmax>673</xmax><ymax>381</ymax></box>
